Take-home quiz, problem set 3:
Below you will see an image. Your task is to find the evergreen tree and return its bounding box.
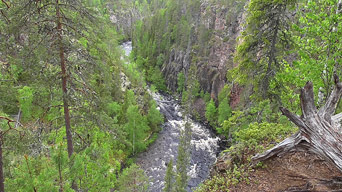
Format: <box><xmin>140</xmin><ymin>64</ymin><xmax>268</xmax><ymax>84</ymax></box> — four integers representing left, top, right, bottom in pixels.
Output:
<box><xmin>147</xmin><ymin>100</ymin><xmax>164</xmax><ymax>132</ymax></box>
<box><xmin>116</xmin><ymin>164</ymin><xmax>149</xmax><ymax>192</ymax></box>
<box><xmin>55</xmin><ymin>0</ymin><xmax>74</xmax><ymax>157</ymax></box>
<box><xmin>218</xmin><ymin>97</ymin><xmax>232</xmax><ymax>125</ymax></box>
<box><xmin>0</xmin><ymin>0</ymin><xmax>165</xmax><ymax>191</ymax></box>
<box><xmin>217</xmin><ymin>85</ymin><xmax>230</xmax><ymax>104</ymax></box>
<box><xmin>205</xmin><ymin>99</ymin><xmax>217</xmax><ymax>127</ymax></box>
<box><xmin>125</xmin><ymin>105</ymin><xmax>149</xmax><ymax>154</ymax></box>
<box><xmin>234</xmin><ymin>0</ymin><xmax>297</xmax><ymax>99</ymax></box>
<box><xmin>163</xmin><ymin>159</ymin><xmax>175</xmax><ymax>192</ymax></box>
<box><xmin>175</xmin><ymin>121</ymin><xmax>192</xmax><ymax>192</ymax></box>
<box><xmin>5</xmin><ymin>0</ymin><xmax>103</xmax><ymax>158</ymax></box>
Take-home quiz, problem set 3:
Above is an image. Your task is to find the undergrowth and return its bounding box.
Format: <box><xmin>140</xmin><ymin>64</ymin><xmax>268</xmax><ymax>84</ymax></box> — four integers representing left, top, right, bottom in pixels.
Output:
<box><xmin>195</xmin><ymin>118</ymin><xmax>297</xmax><ymax>192</ymax></box>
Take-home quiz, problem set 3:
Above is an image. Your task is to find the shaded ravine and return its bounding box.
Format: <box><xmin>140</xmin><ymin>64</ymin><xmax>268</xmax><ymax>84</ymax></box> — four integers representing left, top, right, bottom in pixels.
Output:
<box><xmin>121</xmin><ymin>42</ymin><xmax>220</xmax><ymax>192</ymax></box>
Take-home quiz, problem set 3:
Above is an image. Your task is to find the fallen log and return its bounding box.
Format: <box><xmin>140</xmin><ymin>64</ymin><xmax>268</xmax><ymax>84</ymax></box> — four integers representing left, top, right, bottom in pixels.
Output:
<box><xmin>253</xmin><ymin>74</ymin><xmax>342</xmax><ymax>172</ymax></box>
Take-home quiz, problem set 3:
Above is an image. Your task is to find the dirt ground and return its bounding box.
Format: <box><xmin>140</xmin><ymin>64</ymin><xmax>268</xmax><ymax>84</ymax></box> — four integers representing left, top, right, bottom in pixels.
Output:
<box><xmin>230</xmin><ymin>152</ymin><xmax>342</xmax><ymax>192</ymax></box>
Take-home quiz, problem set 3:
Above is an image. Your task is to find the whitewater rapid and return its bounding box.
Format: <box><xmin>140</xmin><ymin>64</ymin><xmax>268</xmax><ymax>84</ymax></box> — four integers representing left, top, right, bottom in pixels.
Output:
<box><xmin>121</xmin><ymin>42</ymin><xmax>220</xmax><ymax>192</ymax></box>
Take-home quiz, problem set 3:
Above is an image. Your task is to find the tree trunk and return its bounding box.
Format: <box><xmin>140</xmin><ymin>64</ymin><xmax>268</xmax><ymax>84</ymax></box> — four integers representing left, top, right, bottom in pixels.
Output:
<box><xmin>56</xmin><ymin>0</ymin><xmax>74</xmax><ymax>158</ymax></box>
<box><xmin>253</xmin><ymin>74</ymin><xmax>342</xmax><ymax>172</ymax></box>
<box><xmin>263</xmin><ymin>14</ymin><xmax>279</xmax><ymax>98</ymax></box>
<box><xmin>0</xmin><ymin>137</ymin><xmax>4</xmax><ymax>192</ymax></box>
<box><xmin>56</xmin><ymin>1</ymin><xmax>77</xmax><ymax>191</ymax></box>
<box><xmin>133</xmin><ymin>119</ymin><xmax>135</xmax><ymax>155</ymax></box>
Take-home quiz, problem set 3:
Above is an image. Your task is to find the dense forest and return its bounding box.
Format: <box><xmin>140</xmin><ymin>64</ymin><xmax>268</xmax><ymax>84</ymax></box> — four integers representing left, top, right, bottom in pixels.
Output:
<box><xmin>1</xmin><ymin>0</ymin><xmax>342</xmax><ymax>191</ymax></box>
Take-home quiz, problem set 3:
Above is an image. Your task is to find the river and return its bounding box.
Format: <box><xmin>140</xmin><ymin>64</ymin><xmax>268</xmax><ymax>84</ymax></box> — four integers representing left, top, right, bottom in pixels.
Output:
<box><xmin>121</xmin><ymin>42</ymin><xmax>220</xmax><ymax>192</ymax></box>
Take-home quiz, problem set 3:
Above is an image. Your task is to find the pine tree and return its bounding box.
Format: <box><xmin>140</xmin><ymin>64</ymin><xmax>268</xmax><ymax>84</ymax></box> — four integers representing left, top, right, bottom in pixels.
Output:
<box><xmin>163</xmin><ymin>159</ymin><xmax>175</xmax><ymax>192</ymax></box>
<box><xmin>7</xmin><ymin>0</ymin><xmax>99</xmax><ymax>158</ymax></box>
<box><xmin>175</xmin><ymin>121</ymin><xmax>192</xmax><ymax>192</ymax></box>
<box><xmin>147</xmin><ymin>100</ymin><xmax>164</xmax><ymax>132</ymax></box>
<box><xmin>117</xmin><ymin>164</ymin><xmax>149</xmax><ymax>192</ymax></box>
<box><xmin>218</xmin><ymin>97</ymin><xmax>232</xmax><ymax>125</ymax></box>
<box><xmin>234</xmin><ymin>0</ymin><xmax>297</xmax><ymax>98</ymax></box>
<box><xmin>205</xmin><ymin>99</ymin><xmax>217</xmax><ymax>127</ymax></box>
<box><xmin>125</xmin><ymin>105</ymin><xmax>149</xmax><ymax>154</ymax></box>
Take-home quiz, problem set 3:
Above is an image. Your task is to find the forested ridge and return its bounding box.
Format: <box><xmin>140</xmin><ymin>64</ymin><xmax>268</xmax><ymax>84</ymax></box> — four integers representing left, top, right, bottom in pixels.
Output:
<box><xmin>0</xmin><ymin>0</ymin><xmax>163</xmax><ymax>191</ymax></box>
<box><xmin>1</xmin><ymin>0</ymin><xmax>342</xmax><ymax>191</ymax></box>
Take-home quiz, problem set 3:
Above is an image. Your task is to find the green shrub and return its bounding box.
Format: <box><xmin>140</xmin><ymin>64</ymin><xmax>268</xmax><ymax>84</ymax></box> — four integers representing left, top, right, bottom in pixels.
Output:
<box><xmin>235</xmin><ymin>122</ymin><xmax>296</xmax><ymax>147</ymax></box>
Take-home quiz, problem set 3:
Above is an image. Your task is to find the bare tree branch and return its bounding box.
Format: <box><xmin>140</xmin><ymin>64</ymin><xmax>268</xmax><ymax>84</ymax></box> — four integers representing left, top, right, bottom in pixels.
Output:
<box><xmin>280</xmin><ymin>107</ymin><xmax>306</xmax><ymax>129</ymax></box>
<box><xmin>1</xmin><ymin>0</ymin><xmax>10</xmax><ymax>9</ymax></box>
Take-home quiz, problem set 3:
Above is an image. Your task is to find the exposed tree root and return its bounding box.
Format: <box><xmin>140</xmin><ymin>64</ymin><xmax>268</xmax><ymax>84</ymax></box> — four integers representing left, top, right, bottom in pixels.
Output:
<box><xmin>253</xmin><ymin>74</ymin><xmax>342</xmax><ymax>172</ymax></box>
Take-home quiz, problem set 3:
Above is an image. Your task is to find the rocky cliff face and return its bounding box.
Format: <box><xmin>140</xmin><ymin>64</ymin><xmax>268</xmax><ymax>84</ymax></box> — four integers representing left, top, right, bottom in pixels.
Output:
<box><xmin>163</xmin><ymin>0</ymin><xmax>247</xmax><ymax>100</ymax></box>
<box><xmin>113</xmin><ymin>0</ymin><xmax>248</xmax><ymax>104</ymax></box>
<box><xmin>108</xmin><ymin>1</ymin><xmax>146</xmax><ymax>40</ymax></box>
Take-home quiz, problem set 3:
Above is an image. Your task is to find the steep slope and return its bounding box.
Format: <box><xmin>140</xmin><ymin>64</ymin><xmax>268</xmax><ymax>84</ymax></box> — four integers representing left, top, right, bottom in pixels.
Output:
<box><xmin>213</xmin><ymin>152</ymin><xmax>342</xmax><ymax>192</ymax></box>
<box><xmin>164</xmin><ymin>1</ymin><xmax>246</xmax><ymax>99</ymax></box>
<box><xmin>132</xmin><ymin>0</ymin><xmax>247</xmax><ymax>100</ymax></box>
<box><xmin>127</xmin><ymin>0</ymin><xmax>342</xmax><ymax>191</ymax></box>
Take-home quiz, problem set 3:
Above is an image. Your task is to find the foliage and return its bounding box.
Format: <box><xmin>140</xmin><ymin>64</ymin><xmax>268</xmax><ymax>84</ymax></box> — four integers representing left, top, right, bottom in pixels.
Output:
<box><xmin>0</xmin><ymin>0</ymin><xmax>164</xmax><ymax>191</ymax></box>
<box><xmin>163</xmin><ymin>159</ymin><xmax>175</xmax><ymax>192</ymax></box>
<box><xmin>233</xmin><ymin>0</ymin><xmax>297</xmax><ymax>99</ymax></box>
<box><xmin>196</xmin><ymin>118</ymin><xmax>296</xmax><ymax>191</ymax></box>
<box><xmin>2</xmin><ymin>0</ymin><xmax>342</xmax><ymax>191</ymax></box>
<box><xmin>272</xmin><ymin>0</ymin><xmax>342</xmax><ymax>112</ymax></box>
<box><xmin>124</xmin><ymin>105</ymin><xmax>150</xmax><ymax>154</ymax></box>
<box><xmin>147</xmin><ymin>66</ymin><xmax>167</xmax><ymax>91</ymax></box>
<box><xmin>205</xmin><ymin>99</ymin><xmax>217</xmax><ymax>127</ymax></box>
<box><xmin>218</xmin><ymin>110</ymin><xmax>244</xmax><ymax>140</ymax></box>
<box><xmin>217</xmin><ymin>97</ymin><xmax>232</xmax><ymax>125</ymax></box>
<box><xmin>216</xmin><ymin>84</ymin><xmax>228</xmax><ymax>101</ymax></box>
<box><xmin>7</xmin><ymin>139</ymin><xmax>119</xmax><ymax>192</ymax></box>
<box><xmin>6</xmin><ymin>155</ymin><xmax>62</xmax><ymax>192</ymax></box>
<box><xmin>116</xmin><ymin>164</ymin><xmax>149</xmax><ymax>192</ymax></box>
<box><xmin>235</xmin><ymin>122</ymin><xmax>295</xmax><ymax>147</ymax></box>
<box><xmin>195</xmin><ymin>164</ymin><xmax>250</xmax><ymax>192</ymax></box>
<box><xmin>147</xmin><ymin>100</ymin><xmax>164</xmax><ymax>132</ymax></box>
<box><xmin>174</xmin><ymin>121</ymin><xmax>192</xmax><ymax>192</ymax></box>
<box><xmin>17</xmin><ymin>86</ymin><xmax>34</xmax><ymax>121</ymax></box>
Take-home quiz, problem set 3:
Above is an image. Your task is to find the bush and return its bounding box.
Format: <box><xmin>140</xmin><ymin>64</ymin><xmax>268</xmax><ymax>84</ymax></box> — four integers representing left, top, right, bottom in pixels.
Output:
<box><xmin>235</xmin><ymin>122</ymin><xmax>296</xmax><ymax>147</ymax></box>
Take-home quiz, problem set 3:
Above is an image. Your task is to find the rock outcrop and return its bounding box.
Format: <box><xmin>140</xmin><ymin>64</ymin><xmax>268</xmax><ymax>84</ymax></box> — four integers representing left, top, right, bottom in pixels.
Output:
<box><xmin>163</xmin><ymin>1</ymin><xmax>247</xmax><ymax>100</ymax></box>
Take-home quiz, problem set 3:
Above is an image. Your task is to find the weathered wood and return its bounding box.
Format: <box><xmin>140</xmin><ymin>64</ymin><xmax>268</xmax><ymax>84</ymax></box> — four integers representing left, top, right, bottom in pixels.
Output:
<box><xmin>300</xmin><ymin>82</ymin><xmax>317</xmax><ymax>118</ymax></box>
<box><xmin>279</xmin><ymin>107</ymin><xmax>306</xmax><ymax>129</ymax></box>
<box><xmin>253</xmin><ymin>79</ymin><xmax>342</xmax><ymax>172</ymax></box>
<box><xmin>319</xmin><ymin>79</ymin><xmax>342</xmax><ymax>121</ymax></box>
<box><xmin>252</xmin><ymin>132</ymin><xmax>306</xmax><ymax>162</ymax></box>
<box><xmin>332</xmin><ymin>113</ymin><xmax>342</xmax><ymax>131</ymax></box>
<box><xmin>332</xmin><ymin>112</ymin><xmax>342</xmax><ymax>123</ymax></box>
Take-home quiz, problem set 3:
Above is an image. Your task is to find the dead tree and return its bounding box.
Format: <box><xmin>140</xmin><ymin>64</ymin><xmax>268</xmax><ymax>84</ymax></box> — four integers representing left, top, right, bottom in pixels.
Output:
<box><xmin>253</xmin><ymin>74</ymin><xmax>342</xmax><ymax>172</ymax></box>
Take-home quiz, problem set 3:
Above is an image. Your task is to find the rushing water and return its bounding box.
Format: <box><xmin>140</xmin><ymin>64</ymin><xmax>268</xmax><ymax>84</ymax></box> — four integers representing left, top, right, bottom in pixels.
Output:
<box><xmin>121</xmin><ymin>41</ymin><xmax>132</xmax><ymax>57</ymax></box>
<box><xmin>121</xmin><ymin>42</ymin><xmax>220</xmax><ymax>192</ymax></box>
